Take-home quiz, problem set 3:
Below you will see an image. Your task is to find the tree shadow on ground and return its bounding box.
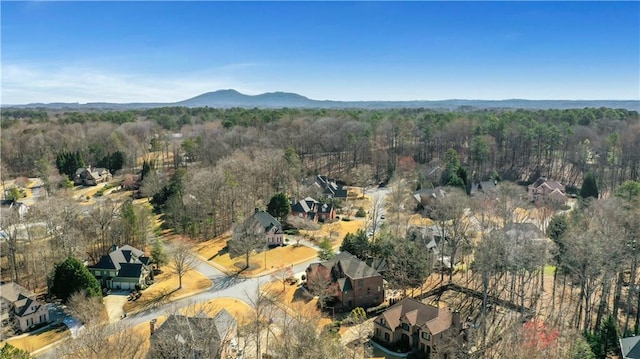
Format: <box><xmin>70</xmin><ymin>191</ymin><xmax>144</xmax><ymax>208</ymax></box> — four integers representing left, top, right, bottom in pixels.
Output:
<box><xmin>135</xmin><ymin>288</ymin><xmax>179</xmax><ymax>311</ymax></box>
<box><xmin>208</xmin><ymin>246</ymin><xmax>229</xmax><ymax>261</ymax></box>
<box><xmin>292</xmin><ymin>286</ymin><xmax>314</xmax><ymax>304</ymax></box>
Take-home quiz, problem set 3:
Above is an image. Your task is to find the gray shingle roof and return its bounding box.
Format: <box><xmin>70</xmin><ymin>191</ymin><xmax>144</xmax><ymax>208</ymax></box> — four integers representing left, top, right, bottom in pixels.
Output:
<box><xmin>252</xmin><ymin>211</ymin><xmax>282</xmax><ymax>233</ymax></box>
<box><xmin>327</xmin><ymin>251</ymin><xmax>381</xmax><ymax>280</ymax></box>
<box><xmin>0</xmin><ymin>282</ymin><xmax>41</xmax><ymax>317</ymax></box>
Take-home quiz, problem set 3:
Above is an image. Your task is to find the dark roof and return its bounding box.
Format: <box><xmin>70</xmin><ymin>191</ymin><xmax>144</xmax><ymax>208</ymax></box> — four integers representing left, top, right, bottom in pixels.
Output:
<box><xmin>470</xmin><ymin>181</ymin><xmax>498</xmax><ymax>194</ymax></box>
<box><xmin>379</xmin><ymin>297</ymin><xmax>452</xmax><ymax>335</ymax></box>
<box><xmin>90</xmin><ymin>244</ymin><xmax>148</xmax><ymax>271</ymax></box>
<box><xmin>323</xmin><ymin>187</ymin><xmax>347</xmax><ymax>198</ymax></box>
<box><xmin>150</xmin><ymin>310</ymin><xmax>236</xmax><ymax>357</ymax></box>
<box><xmin>117</xmin><ymin>263</ymin><xmax>143</xmax><ymax>278</ymax></box>
<box><xmin>366</xmin><ymin>257</ymin><xmax>389</xmax><ymax>273</ymax></box>
<box><xmin>318</xmin><ymin>203</ymin><xmax>334</xmax><ymax>214</ymax></box>
<box><xmin>252</xmin><ymin>211</ymin><xmax>282</xmax><ymax>233</ymax></box>
<box><xmin>91</xmin><ymin>254</ymin><xmax>119</xmax><ymax>270</ymax></box>
<box><xmin>620</xmin><ymin>336</ymin><xmax>640</xmax><ymax>358</ymax></box>
<box><xmin>0</xmin><ymin>282</ymin><xmax>40</xmax><ymax>317</ymax></box>
<box><xmin>331</xmin><ymin>251</ymin><xmax>381</xmax><ymax>280</ymax></box>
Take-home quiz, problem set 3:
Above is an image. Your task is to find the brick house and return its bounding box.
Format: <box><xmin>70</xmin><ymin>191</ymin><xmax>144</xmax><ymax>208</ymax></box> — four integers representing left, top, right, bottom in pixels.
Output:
<box><xmin>0</xmin><ymin>282</ymin><xmax>50</xmax><ymax>332</ymax></box>
<box><xmin>290</xmin><ymin>197</ymin><xmax>336</xmax><ymax>222</ymax></box>
<box><xmin>305</xmin><ymin>251</ymin><xmax>384</xmax><ymax>310</ymax></box>
<box><xmin>528</xmin><ymin>177</ymin><xmax>566</xmax><ymax>204</ymax></box>
<box><xmin>373</xmin><ymin>297</ymin><xmax>462</xmax><ymax>358</ymax></box>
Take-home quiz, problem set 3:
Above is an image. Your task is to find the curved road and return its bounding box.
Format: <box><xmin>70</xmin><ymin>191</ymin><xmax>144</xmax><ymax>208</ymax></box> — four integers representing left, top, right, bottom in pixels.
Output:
<box><xmin>37</xmin><ymin>185</ymin><xmax>391</xmax><ymax>358</ymax></box>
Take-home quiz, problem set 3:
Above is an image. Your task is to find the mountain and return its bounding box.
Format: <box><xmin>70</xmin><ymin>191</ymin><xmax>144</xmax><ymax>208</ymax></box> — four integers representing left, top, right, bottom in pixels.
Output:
<box><xmin>4</xmin><ymin>90</ymin><xmax>640</xmax><ymax>111</ymax></box>
<box><xmin>175</xmin><ymin>89</ymin><xmax>316</xmax><ymax>108</ymax></box>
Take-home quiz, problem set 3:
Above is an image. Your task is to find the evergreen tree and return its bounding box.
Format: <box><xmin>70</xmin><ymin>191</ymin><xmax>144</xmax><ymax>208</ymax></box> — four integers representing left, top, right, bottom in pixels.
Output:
<box><xmin>0</xmin><ymin>343</ymin><xmax>33</xmax><ymax>359</ymax></box>
<box><xmin>50</xmin><ymin>256</ymin><xmax>101</xmax><ymax>303</ymax></box>
<box><xmin>339</xmin><ymin>230</ymin><xmax>370</xmax><ymax>260</ymax></box>
<box><xmin>267</xmin><ymin>192</ymin><xmax>290</xmax><ymax>221</ymax></box>
<box><xmin>318</xmin><ymin>238</ymin><xmax>335</xmax><ymax>260</ymax></box>
<box><xmin>151</xmin><ymin>238</ymin><xmax>169</xmax><ymax>267</ymax></box>
<box><xmin>580</xmin><ymin>173</ymin><xmax>599</xmax><ymax>199</ymax></box>
<box><xmin>55</xmin><ymin>151</ymin><xmax>84</xmax><ymax>180</ymax></box>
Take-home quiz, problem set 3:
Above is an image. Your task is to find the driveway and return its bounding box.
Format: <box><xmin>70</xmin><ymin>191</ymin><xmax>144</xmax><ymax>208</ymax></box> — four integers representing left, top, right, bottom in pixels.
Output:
<box><xmin>103</xmin><ymin>291</ymin><xmax>130</xmax><ymax>322</ymax></box>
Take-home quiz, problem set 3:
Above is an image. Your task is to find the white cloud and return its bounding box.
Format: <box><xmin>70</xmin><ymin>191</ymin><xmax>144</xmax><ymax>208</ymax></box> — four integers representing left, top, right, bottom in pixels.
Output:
<box><xmin>0</xmin><ymin>63</ymin><xmax>266</xmax><ymax>104</ymax></box>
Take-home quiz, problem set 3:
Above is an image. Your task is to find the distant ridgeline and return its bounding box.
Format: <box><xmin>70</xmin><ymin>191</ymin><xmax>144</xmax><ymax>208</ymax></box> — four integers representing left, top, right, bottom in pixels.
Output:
<box><xmin>3</xmin><ymin>89</ymin><xmax>640</xmax><ymax>111</ymax></box>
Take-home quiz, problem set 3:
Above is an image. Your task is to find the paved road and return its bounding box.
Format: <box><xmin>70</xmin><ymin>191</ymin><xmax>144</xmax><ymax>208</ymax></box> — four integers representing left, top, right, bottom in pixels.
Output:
<box><xmin>36</xmin><ymin>186</ymin><xmax>391</xmax><ymax>357</ymax></box>
<box><xmin>364</xmin><ymin>186</ymin><xmax>391</xmax><ymax>237</ymax></box>
<box><xmin>37</xmin><ymin>254</ymin><xmax>318</xmax><ymax>358</ymax></box>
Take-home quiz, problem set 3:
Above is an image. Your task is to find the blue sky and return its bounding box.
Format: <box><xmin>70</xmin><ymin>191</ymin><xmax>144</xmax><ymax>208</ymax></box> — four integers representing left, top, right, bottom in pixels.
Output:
<box><xmin>2</xmin><ymin>1</ymin><xmax>639</xmax><ymax>104</ymax></box>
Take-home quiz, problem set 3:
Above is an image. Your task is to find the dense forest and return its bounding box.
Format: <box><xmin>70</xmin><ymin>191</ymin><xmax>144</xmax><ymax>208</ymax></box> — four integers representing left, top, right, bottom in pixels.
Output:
<box><xmin>1</xmin><ymin>106</ymin><xmax>640</xmax><ymax>358</ymax></box>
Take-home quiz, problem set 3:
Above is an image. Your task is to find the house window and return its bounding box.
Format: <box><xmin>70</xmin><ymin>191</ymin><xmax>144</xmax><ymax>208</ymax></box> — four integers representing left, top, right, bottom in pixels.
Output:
<box><xmin>367</xmin><ymin>288</ymin><xmax>370</xmax><ymax>294</ymax></box>
<box><xmin>401</xmin><ymin>323</ymin><xmax>410</xmax><ymax>331</ymax></box>
<box><xmin>422</xmin><ymin>332</ymin><xmax>431</xmax><ymax>340</ymax></box>
<box><xmin>378</xmin><ymin>286</ymin><xmax>381</xmax><ymax>292</ymax></box>
<box><xmin>384</xmin><ymin>333</ymin><xmax>390</xmax><ymax>341</ymax></box>
<box><xmin>375</xmin><ymin>328</ymin><xmax>380</xmax><ymax>336</ymax></box>
<box><xmin>27</xmin><ymin>318</ymin><xmax>33</xmax><ymax>326</ymax></box>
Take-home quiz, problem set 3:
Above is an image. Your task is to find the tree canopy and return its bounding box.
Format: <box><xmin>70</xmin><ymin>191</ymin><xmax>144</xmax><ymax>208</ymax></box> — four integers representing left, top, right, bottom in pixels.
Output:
<box><xmin>580</xmin><ymin>173</ymin><xmax>599</xmax><ymax>199</ymax></box>
<box><xmin>50</xmin><ymin>256</ymin><xmax>101</xmax><ymax>302</ymax></box>
<box><xmin>267</xmin><ymin>192</ymin><xmax>291</xmax><ymax>222</ymax></box>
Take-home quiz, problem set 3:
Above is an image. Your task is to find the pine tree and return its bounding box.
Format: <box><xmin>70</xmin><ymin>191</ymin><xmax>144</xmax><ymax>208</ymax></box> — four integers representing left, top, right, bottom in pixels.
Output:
<box><xmin>580</xmin><ymin>173</ymin><xmax>599</xmax><ymax>199</ymax></box>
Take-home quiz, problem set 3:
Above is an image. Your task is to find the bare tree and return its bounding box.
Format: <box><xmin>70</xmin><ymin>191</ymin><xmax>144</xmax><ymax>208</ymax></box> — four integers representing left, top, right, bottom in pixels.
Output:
<box><xmin>228</xmin><ymin>215</ymin><xmax>265</xmax><ymax>270</ymax></box>
<box><xmin>168</xmin><ymin>241</ymin><xmax>197</xmax><ymax>289</ymax></box>
<box><xmin>271</xmin><ymin>265</ymin><xmax>295</xmax><ymax>293</ymax></box>
<box><xmin>367</xmin><ymin>193</ymin><xmax>385</xmax><ymax>240</ymax></box>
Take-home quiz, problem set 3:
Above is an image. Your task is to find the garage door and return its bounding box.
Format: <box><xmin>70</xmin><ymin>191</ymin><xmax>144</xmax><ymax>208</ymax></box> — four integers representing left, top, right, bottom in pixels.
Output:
<box><xmin>116</xmin><ymin>282</ymin><xmax>133</xmax><ymax>290</ymax></box>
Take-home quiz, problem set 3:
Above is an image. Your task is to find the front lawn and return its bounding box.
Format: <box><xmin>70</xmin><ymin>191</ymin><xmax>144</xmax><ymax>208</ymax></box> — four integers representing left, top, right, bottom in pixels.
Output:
<box><xmin>196</xmin><ymin>237</ymin><xmax>317</xmax><ymax>276</ymax></box>
<box><xmin>122</xmin><ymin>262</ymin><xmax>212</xmax><ymax>313</ymax></box>
<box><xmin>4</xmin><ymin>325</ymin><xmax>69</xmax><ymax>354</ymax></box>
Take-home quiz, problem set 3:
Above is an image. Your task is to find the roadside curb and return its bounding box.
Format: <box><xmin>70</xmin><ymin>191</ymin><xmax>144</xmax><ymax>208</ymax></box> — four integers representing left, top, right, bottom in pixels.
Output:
<box><xmin>125</xmin><ymin>282</ymin><xmax>214</xmax><ymax>318</ymax></box>
<box><xmin>196</xmin><ymin>248</ymin><xmax>318</xmax><ymax>279</ymax></box>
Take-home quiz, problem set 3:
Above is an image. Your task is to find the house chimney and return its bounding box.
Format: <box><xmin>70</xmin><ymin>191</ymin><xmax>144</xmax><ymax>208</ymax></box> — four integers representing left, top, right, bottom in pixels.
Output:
<box><xmin>452</xmin><ymin>310</ymin><xmax>461</xmax><ymax>331</ymax></box>
<box><xmin>110</xmin><ymin>245</ymin><xmax>118</xmax><ymax>253</ymax></box>
<box><xmin>254</xmin><ymin>208</ymin><xmax>259</xmax><ymax>214</ymax></box>
<box><xmin>150</xmin><ymin>319</ymin><xmax>157</xmax><ymax>336</ymax></box>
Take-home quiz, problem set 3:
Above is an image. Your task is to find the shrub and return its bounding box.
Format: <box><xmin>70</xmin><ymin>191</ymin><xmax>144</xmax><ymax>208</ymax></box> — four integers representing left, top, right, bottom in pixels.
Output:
<box><xmin>341</xmin><ymin>217</ymin><xmax>352</xmax><ymax>222</ymax></box>
<box><xmin>355</xmin><ymin>207</ymin><xmax>366</xmax><ymax>218</ymax></box>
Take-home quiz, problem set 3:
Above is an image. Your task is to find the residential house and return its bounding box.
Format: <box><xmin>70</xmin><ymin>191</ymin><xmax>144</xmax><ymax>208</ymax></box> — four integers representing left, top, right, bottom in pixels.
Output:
<box><xmin>424</xmin><ymin>165</ymin><xmax>444</xmax><ymax>185</ymax></box>
<box><xmin>315</xmin><ymin>175</ymin><xmax>348</xmax><ymax>199</ymax></box>
<box><xmin>503</xmin><ymin>222</ymin><xmax>547</xmax><ymax>242</ymax></box>
<box><xmin>407</xmin><ymin>225</ymin><xmax>458</xmax><ymax>271</ymax></box>
<box><xmin>290</xmin><ymin>197</ymin><xmax>320</xmax><ymax>221</ymax></box>
<box><xmin>148</xmin><ymin>309</ymin><xmax>238</xmax><ymax>359</ymax></box>
<box><xmin>305</xmin><ymin>251</ymin><xmax>384</xmax><ymax>310</ymax></box>
<box><xmin>290</xmin><ymin>197</ymin><xmax>337</xmax><ymax>222</ymax></box>
<box><xmin>88</xmin><ymin>244</ymin><xmax>152</xmax><ymax>290</ymax></box>
<box><xmin>373</xmin><ymin>298</ymin><xmax>463</xmax><ymax>358</ymax></box>
<box><xmin>0</xmin><ymin>282</ymin><xmax>50</xmax><ymax>332</ymax></box>
<box><xmin>528</xmin><ymin>177</ymin><xmax>566</xmax><ymax>204</ymax></box>
<box><xmin>74</xmin><ymin>166</ymin><xmax>112</xmax><ymax>186</ymax></box>
<box><xmin>470</xmin><ymin>180</ymin><xmax>498</xmax><ymax>197</ymax></box>
<box><xmin>620</xmin><ymin>335</ymin><xmax>640</xmax><ymax>359</ymax></box>
<box><xmin>0</xmin><ymin>200</ymin><xmax>29</xmax><ymax>221</ymax></box>
<box><xmin>250</xmin><ymin>209</ymin><xmax>284</xmax><ymax>246</ymax></box>
<box><xmin>413</xmin><ymin>187</ymin><xmax>446</xmax><ymax>216</ymax></box>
